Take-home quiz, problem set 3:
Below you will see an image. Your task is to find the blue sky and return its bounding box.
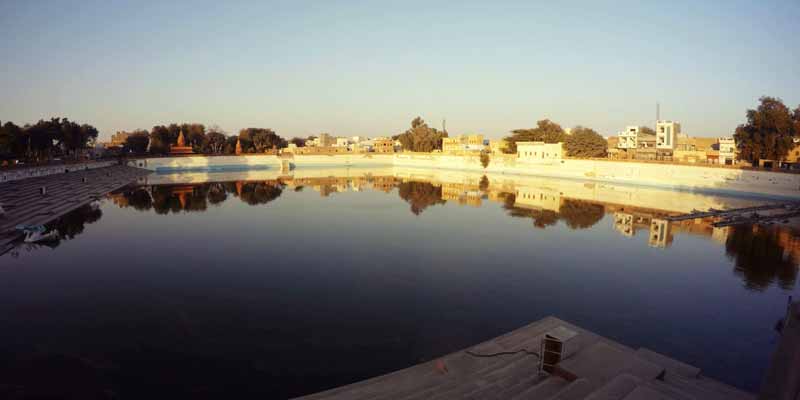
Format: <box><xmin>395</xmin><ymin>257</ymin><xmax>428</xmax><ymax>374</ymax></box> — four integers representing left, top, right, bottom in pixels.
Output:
<box><xmin>1</xmin><ymin>0</ymin><xmax>798</xmax><ymax>140</ymax></box>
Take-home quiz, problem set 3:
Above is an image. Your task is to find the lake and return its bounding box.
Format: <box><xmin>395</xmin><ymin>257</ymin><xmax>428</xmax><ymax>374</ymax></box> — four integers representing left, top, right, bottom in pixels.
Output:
<box><xmin>1</xmin><ymin>166</ymin><xmax>798</xmax><ymax>399</ymax></box>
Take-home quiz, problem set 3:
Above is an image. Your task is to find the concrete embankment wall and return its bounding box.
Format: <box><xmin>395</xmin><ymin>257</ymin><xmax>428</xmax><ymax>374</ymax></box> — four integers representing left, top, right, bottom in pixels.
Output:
<box><xmin>131</xmin><ymin>153</ymin><xmax>800</xmax><ymax>199</ymax></box>
<box><xmin>0</xmin><ymin>161</ymin><xmax>118</xmax><ymax>183</ymax></box>
<box><xmin>393</xmin><ymin>153</ymin><xmax>800</xmax><ymax>199</ymax></box>
<box><xmin>132</xmin><ymin>154</ymin><xmax>394</xmax><ymax>172</ymax></box>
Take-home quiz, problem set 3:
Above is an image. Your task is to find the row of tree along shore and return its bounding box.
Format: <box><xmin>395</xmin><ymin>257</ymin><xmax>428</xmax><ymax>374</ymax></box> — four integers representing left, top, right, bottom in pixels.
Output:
<box><xmin>1</xmin><ymin>96</ymin><xmax>798</xmax><ymax>166</ymax></box>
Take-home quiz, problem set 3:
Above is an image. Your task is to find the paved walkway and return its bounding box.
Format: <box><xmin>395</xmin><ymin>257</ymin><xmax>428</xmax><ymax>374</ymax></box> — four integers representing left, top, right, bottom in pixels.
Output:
<box><xmin>0</xmin><ymin>165</ymin><xmax>150</xmax><ymax>255</ymax></box>
<box><xmin>294</xmin><ymin>316</ymin><xmax>755</xmax><ymax>400</ymax></box>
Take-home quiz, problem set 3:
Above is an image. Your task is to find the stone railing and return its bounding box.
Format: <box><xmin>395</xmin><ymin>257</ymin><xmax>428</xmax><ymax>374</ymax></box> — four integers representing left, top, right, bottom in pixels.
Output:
<box><xmin>0</xmin><ymin>160</ymin><xmax>118</xmax><ymax>183</ymax></box>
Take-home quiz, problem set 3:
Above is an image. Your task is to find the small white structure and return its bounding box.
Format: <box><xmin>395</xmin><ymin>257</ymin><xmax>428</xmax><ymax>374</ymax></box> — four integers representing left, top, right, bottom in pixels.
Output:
<box><xmin>656</xmin><ymin>120</ymin><xmax>681</xmax><ymax>150</ymax></box>
<box><xmin>718</xmin><ymin>137</ymin><xmax>736</xmax><ymax>165</ymax></box>
<box><xmin>516</xmin><ymin>141</ymin><xmax>563</xmax><ymax>164</ymax></box>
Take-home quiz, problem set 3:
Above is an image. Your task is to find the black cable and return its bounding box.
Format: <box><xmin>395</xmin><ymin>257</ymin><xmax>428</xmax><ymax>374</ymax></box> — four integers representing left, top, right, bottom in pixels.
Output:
<box><xmin>465</xmin><ymin>349</ymin><xmax>540</xmax><ymax>358</ymax></box>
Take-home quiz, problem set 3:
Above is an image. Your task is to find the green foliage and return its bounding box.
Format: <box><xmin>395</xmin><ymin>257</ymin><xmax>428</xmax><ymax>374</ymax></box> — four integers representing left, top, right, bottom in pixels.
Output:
<box><xmin>206</xmin><ymin>129</ymin><xmax>227</xmax><ymax>154</ymax></box>
<box><xmin>123</xmin><ymin>130</ymin><xmax>150</xmax><ymax>154</ymax></box>
<box><xmin>238</xmin><ymin>128</ymin><xmax>287</xmax><ymax>153</ymax></box>
<box><xmin>0</xmin><ymin>117</ymin><xmax>99</xmax><ymax>161</ymax></box>
<box><xmin>0</xmin><ymin>121</ymin><xmax>25</xmax><ymax>156</ymax></box>
<box><xmin>479</xmin><ymin>151</ymin><xmax>490</xmax><ymax>168</ymax></box>
<box><xmin>504</xmin><ymin>119</ymin><xmax>566</xmax><ymax>154</ymax></box>
<box><xmin>395</xmin><ymin>117</ymin><xmax>448</xmax><ymax>152</ymax></box>
<box><xmin>564</xmin><ymin>126</ymin><xmax>607</xmax><ymax>158</ymax></box>
<box><xmin>734</xmin><ymin>96</ymin><xmax>798</xmax><ymax>163</ymax></box>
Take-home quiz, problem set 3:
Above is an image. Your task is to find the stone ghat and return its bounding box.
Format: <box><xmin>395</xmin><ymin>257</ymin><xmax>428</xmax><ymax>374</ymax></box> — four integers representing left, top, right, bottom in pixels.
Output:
<box><xmin>0</xmin><ymin>160</ymin><xmax>118</xmax><ymax>183</ymax></box>
<box><xmin>0</xmin><ymin>165</ymin><xmax>150</xmax><ymax>255</ymax></box>
<box><xmin>294</xmin><ymin>316</ymin><xmax>754</xmax><ymax>400</ymax></box>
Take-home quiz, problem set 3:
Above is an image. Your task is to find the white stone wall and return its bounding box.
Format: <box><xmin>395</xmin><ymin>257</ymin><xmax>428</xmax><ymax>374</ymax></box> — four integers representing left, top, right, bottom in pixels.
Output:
<box><xmin>128</xmin><ymin>153</ymin><xmax>800</xmax><ymax>199</ymax></box>
<box><xmin>0</xmin><ymin>161</ymin><xmax>117</xmax><ymax>183</ymax></box>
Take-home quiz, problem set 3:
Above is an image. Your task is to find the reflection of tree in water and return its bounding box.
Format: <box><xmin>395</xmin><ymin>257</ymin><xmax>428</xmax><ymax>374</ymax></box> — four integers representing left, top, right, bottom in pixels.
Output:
<box><xmin>479</xmin><ymin>175</ymin><xmax>490</xmax><ymax>192</ymax></box>
<box><xmin>207</xmin><ymin>183</ymin><xmax>228</xmax><ymax>205</ymax></box>
<box><xmin>558</xmin><ymin>199</ymin><xmax>605</xmax><ymax>229</ymax></box>
<box><xmin>113</xmin><ymin>181</ymin><xmax>285</xmax><ymax>213</ymax></box>
<box><xmin>52</xmin><ymin>203</ymin><xmax>103</xmax><ymax>240</ymax></box>
<box><xmin>397</xmin><ymin>181</ymin><xmax>446</xmax><ymax>215</ymax></box>
<box><xmin>499</xmin><ymin>193</ymin><xmax>605</xmax><ymax>230</ymax></box>
<box><xmin>237</xmin><ymin>182</ymin><xmax>284</xmax><ymax>206</ymax></box>
<box><xmin>10</xmin><ymin>203</ymin><xmax>104</xmax><ymax>256</ymax></box>
<box><xmin>500</xmin><ymin>193</ymin><xmax>559</xmax><ymax>228</ymax></box>
<box><xmin>725</xmin><ymin>225</ymin><xmax>799</xmax><ymax>291</ymax></box>
<box><xmin>124</xmin><ymin>188</ymin><xmax>153</xmax><ymax>211</ymax></box>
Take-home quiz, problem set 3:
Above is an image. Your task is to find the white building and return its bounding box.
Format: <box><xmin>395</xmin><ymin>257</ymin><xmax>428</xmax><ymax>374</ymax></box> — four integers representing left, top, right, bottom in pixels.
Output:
<box><xmin>516</xmin><ymin>142</ymin><xmax>563</xmax><ymax>164</ymax></box>
<box><xmin>617</xmin><ymin>126</ymin><xmax>642</xmax><ymax>149</ymax></box>
<box><xmin>718</xmin><ymin>137</ymin><xmax>736</xmax><ymax>165</ymax></box>
<box><xmin>656</xmin><ymin>120</ymin><xmax>681</xmax><ymax>150</ymax></box>
<box><xmin>335</xmin><ymin>137</ymin><xmax>351</xmax><ymax>148</ymax></box>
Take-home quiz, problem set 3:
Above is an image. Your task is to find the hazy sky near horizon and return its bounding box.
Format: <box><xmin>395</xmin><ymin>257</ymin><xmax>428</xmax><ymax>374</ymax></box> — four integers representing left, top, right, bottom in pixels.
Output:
<box><xmin>1</xmin><ymin>0</ymin><xmax>798</xmax><ymax>140</ymax></box>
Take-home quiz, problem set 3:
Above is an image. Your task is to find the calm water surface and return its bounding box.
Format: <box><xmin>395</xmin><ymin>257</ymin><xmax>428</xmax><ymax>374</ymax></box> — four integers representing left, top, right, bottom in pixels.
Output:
<box><xmin>1</xmin><ymin>168</ymin><xmax>798</xmax><ymax>398</ymax></box>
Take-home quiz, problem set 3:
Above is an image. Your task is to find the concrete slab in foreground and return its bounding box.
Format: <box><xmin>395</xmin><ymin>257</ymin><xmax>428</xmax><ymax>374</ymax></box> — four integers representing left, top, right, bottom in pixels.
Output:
<box><xmin>293</xmin><ymin>316</ymin><xmax>755</xmax><ymax>400</ymax></box>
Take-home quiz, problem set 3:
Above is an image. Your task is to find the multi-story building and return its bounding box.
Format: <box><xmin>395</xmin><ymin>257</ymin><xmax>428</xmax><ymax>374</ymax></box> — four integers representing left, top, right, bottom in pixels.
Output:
<box><xmin>617</xmin><ymin>126</ymin><xmax>642</xmax><ymax>149</ymax></box>
<box><xmin>335</xmin><ymin>137</ymin><xmax>350</xmax><ymax>148</ymax></box>
<box><xmin>516</xmin><ymin>142</ymin><xmax>563</xmax><ymax>163</ymax></box>
<box><xmin>317</xmin><ymin>133</ymin><xmax>335</xmax><ymax>147</ymax></box>
<box><xmin>442</xmin><ymin>134</ymin><xmax>487</xmax><ymax>153</ymax></box>
<box><xmin>718</xmin><ymin>137</ymin><xmax>736</xmax><ymax>165</ymax></box>
<box><xmin>656</xmin><ymin>120</ymin><xmax>681</xmax><ymax>151</ymax></box>
<box><xmin>373</xmin><ymin>137</ymin><xmax>395</xmax><ymax>153</ymax></box>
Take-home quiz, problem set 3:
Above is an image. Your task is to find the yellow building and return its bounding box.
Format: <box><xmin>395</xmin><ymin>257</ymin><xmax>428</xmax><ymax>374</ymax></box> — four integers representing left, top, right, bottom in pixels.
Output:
<box><xmin>373</xmin><ymin>138</ymin><xmax>395</xmax><ymax>153</ymax></box>
<box><xmin>442</xmin><ymin>134</ymin><xmax>486</xmax><ymax>153</ymax></box>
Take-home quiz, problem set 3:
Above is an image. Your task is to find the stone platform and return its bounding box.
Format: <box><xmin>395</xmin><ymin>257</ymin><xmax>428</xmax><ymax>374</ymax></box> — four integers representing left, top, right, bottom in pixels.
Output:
<box><xmin>294</xmin><ymin>317</ymin><xmax>754</xmax><ymax>400</ymax></box>
<box><xmin>0</xmin><ymin>165</ymin><xmax>150</xmax><ymax>255</ymax></box>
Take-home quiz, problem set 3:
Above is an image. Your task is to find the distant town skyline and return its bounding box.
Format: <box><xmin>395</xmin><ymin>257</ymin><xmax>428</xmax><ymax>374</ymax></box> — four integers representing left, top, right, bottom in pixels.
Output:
<box><xmin>1</xmin><ymin>0</ymin><xmax>798</xmax><ymax>141</ymax></box>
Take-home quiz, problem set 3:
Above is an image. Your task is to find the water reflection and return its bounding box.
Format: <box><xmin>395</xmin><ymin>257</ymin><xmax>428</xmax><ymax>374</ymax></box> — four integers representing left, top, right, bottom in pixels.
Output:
<box><xmin>8</xmin><ymin>170</ymin><xmax>800</xmax><ymax>296</ymax></box>
<box><xmin>8</xmin><ymin>203</ymin><xmax>103</xmax><ymax>258</ymax></box>
<box><xmin>725</xmin><ymin>225</ymin><xmax>799</xmax><ymax>290</ymax></box>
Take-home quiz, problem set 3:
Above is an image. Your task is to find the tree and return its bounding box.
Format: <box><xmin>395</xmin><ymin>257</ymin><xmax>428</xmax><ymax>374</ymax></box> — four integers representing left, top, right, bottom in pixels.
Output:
<box><xmin>206</xmin><ymin>130</ymin><xmax>227</xmax><ymax>154</ymax></box>
<box><xmin>0</xmin><ymin>121</ymin><xmax>24</xmax><ymax>156</ymax></box>
<box><xmin>123</xmin><ymin>130</ymin><xmax>150</xmax><ymax>154</ymax></box>
<box><xmin>564</xmin><ymin>126</ymin><xmax>607</xmax><ymax>158</ymax></box>
<box><xmin>395</xmin><ymin>117</ymin><xmax>448</xmax><ymax>152</ymax></box>
<box><xmin>238</xmin><ymin>128</ymin><xmax>287</xmax><ymax>153</ymax></box>
<box><xmin>504</xmin><ymin>119</ymin><xmax>566</xmax><ymax>154</ymax></box>
<box><xmin>290</xmin><ymin>137</ymin><xmax>306</xmax><ymax>147</ymax></box>
<box><xmin>149</xmin><ymin>125</ymin><xmax>177</xmax><ymax>154</ymax></box>
<box><xmin>734</xmin><ymin>97</ymin><xmax>797</xmax><ymax>163</ymax></box>
<box><xmin>180</xmin><ymin>123</ymin><xmax>206</xmax><ymax>152</ymax></box>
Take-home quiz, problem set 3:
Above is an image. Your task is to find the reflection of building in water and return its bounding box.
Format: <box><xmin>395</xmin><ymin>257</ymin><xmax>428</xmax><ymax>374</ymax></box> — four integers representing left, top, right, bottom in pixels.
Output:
<box><xmin>614</xmin><ymin>213</ymin><xmax>634</xmax><ymax>237</ymax></box>
<box><xmin>514</xmin><ymin>187</ymin><xmax>561</xmax><ymax>212</ymax></box>
<box><xmin>712</xmin><ymin>226</ymin><xmax>730</xmax><ymax>244</ymax></box>
<box><xmin>371</xmin><ymin>176</ymin><xmax>398</xmax><ymax>193</ymax></box>
<box><xmin>649</xmin><ymin>219</ymin><xmax>673</xmax><ymax>248</ymax></box>
<box><xmin>440</xmin><ymin>182</ymin><xmax>482</xmax><ymax>207</ymax></box>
